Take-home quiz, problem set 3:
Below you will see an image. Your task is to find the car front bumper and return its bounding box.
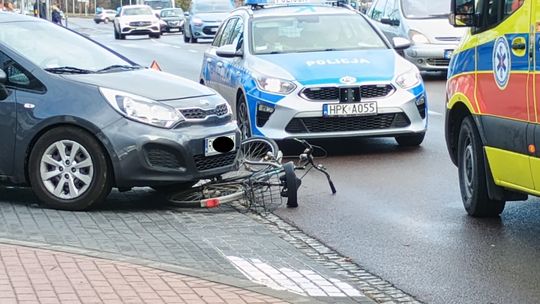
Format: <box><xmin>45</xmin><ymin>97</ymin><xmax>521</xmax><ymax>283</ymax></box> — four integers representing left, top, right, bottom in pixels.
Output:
<box><xmin>164</xmin><ymin>20</ymin><xmax>184</xmax><ymax>31</ymax></box>
<box><xmin>191</xmin><ymin>21</ymin><xmax>220</xmax><ymax>39</ymax></box>
<box><xmin>120</xmin><ymin>25</ymin><xmax>160</xmax><ymax>35</ymax></box>
<box><xmin>244</xmin><ymin>84</ymin><xmax>427</xmax><ymax>140</ymax></box>
<box><xmin>102</xmin><ymin>118</ymin><xmax>240</xmax><ymax>187</ymax></box>
<box><xmin>404</xmin><ymin>43</ymin><xmax>459</xmax><ymax>71</ymax></box>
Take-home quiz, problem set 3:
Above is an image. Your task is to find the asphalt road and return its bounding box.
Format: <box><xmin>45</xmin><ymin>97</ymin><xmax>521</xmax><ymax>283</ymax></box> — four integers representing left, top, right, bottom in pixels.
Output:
<box><xmin>73</xmin><ymin>18</ymin><xmax>540</xmax><ymax>304</ymax></box>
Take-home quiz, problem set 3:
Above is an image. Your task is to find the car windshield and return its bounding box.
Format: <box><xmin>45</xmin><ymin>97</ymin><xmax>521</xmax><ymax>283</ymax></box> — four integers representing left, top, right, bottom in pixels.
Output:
<box><xmin>401</xmin><ymin>0</ymin><xmax>449</xmax><ymax>19</ymax></box>
<box><xmin>123</xmin><ymin>7</ymin><xmax>153</xmax><ymax>15</ymax></box>
<box><xmin>251</xmin><ymin>14</ymin><xmax>387</xmax><ymax>55</ymax></box>
<box><xmin>144</xmin><ymin>1</ymin><xmax>172</xmax><ymax>10</ymax></box>
<box><xmin>192</xmin><ymin>1</ymin><xmax>233</xmax><ymax>13</ymax></box>
<box><xmin>161</xmin><ymin>8</ymin><xmax>183</xmax><ymax>17</ymax></box>
<box><xmin>0</xmin><ymin>21</ymin><xmax>132</xmax><ymax>72</ymax></box>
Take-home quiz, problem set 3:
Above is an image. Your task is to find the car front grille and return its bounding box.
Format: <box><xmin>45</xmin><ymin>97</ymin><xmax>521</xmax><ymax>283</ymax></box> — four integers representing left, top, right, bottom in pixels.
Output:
<box><xmin>129</xmin><ymin>21</ymin><xmax>152</xmax><ymax>26</ymax></box>
<box><xmin>178</xmin><ymin>104</ymin><xmax>229</xmax><ymax>120</ymax></box>
<box><xmin>202</xmin><ymin>26</ymin><xmax>218</xmax><ymax>35</ymax></box>
<box><xmin>426</xmin><ymin>58</ymin><xmax>450</xmax><ymax>66</ymax></box>
<box><xmin>193</xmin><ymin>151</ymin><xmax>237</xmax><ymax>171</ymax></box>
<box><xmin>285</xmin><ymin>113</ymin><xmax>410</xmax><ymax>133</ymax></box>
<box><xmin>301</xmin><ymin>84</ymin><xmax>394</xmax><ymax>101</ymax></box>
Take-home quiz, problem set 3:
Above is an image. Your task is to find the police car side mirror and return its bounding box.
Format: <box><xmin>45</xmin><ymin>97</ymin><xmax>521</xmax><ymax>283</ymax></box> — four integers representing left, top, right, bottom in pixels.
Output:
<box><xmin>450</xmin><ymin>0</ymin><xmax>476</xmax><ymax>27</ymax></box>
<box><xmin>0</xmin><ymin>69</ymin><xmax>9</xmax><ymax>100</ymax></box>
<box><xmin>392</xmin><ymin>37</ymin><xmax>411</xmax><ymax>50</ymax></box>
<box><xmin>216</xmin><ymin>45</ymin><xmax>243</xmax><ymax>58</ymax></box>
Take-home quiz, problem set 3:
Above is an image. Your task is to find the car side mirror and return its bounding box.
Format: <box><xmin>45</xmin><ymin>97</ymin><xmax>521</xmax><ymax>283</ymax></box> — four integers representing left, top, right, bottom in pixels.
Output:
<box><xmin>381</xmin><ymin>17</ymin><xmax>399</xmax><ymax>26</ymax></box>
<box><xmin>392</xmin><ymin>37</ymin><xmax>411</xmax><ymax>50</ymax></box>
<box><xmin>184</xmin><ymin>12</ymin><xmax>189</xmax><ymax>17</ymax></box>
<box><xmin>450</xmin><ymin>0</ymin><xmax>476</xmax><ymax>27</ymax></box>
<box><xmin>0</xmin><ymin>69</ymin><xmax>9</xmax><ymax>100</ymax></box>
<box><xmin>216</xmin><ymin>45</ymin><xmax>243</xmax><ymax>58</ymax></box>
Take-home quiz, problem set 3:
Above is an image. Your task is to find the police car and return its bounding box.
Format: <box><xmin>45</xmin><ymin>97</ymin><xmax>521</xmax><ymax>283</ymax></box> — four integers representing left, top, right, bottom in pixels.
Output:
<box><xmin>200</xmin><ymin>0</ymin><xmax>427</xmax><ymax>146</ymax></box>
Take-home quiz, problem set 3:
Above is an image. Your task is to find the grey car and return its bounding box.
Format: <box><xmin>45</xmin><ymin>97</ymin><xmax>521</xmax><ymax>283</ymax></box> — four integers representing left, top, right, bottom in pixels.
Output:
<box><xmin>367</xmin><ymin>0</ymin><xmax>466</xmax><ymax>71</ymax></box>
<box><xmin>183</xmin><ymin>0</ymin><xmax>233</xmax><ymax>43</ymax></box>
<box><xmin>160</xmin><ymin>8</ymin><xmax>185</xmax><ymax>33</ymax></box>
<box><xmin>0</xmin><ymin>13</ymin><xmax>239</xmax><ymax>211</ymax></box>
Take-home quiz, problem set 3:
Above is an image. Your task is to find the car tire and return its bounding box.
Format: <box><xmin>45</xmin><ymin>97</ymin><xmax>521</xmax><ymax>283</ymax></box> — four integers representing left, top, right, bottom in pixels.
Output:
<box><xmin>457</xmin><ymin>116</ymin><xmax>506</xmax><ymax>217</ymax></box>
<box><xmin>120</xmin><ymin>33</ymin><xmax>126</xmax><ymax>40</ymax></box>
<box><xmin>237</xmin><ymin>94</ymin><xmax>252</xmax><ymax>140</ymax></box>
<box><xmin>153</xmin><ymin>33</ymin><xmax>161</xmax><ymax>39</ymax></box>
<box><xmin>190</xmin><ymin>36</ymin><xmax>198</xmax><ymax>43</ymax></box>
<box><xmin>395</xmin><ymin>132</ymin><xmax>425</xmax><ymax>147</ymax></box>
<box><xmin>114</xmin><ymin>27</ymin><xmax>119</xmax><ymax>39</ymax></box>
<box><xmin>183</xmin><ymin>31</ymin><xmax>190</xmax><ymax>43</ymax></box>
<box><xmin>28</xmin><ymin>127</ymin><xmax>112</xmax><ymax>211</ymax></box>
<box><xmin>95</xmin><ymin>20</ymin><xmax>100</xmax><ymax>24</ymax></box>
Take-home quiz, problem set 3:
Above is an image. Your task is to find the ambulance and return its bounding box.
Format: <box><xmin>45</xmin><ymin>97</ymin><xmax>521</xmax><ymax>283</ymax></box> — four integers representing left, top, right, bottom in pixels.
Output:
<box><xmin>446</xmin><ymin>0</ymin><xmax>535</xmax><ymax>217</ymax></box>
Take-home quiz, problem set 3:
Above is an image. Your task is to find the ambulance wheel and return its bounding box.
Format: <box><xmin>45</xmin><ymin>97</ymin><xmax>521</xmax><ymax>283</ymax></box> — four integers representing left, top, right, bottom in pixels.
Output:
<box><xmin>395</xmin><ymin>132</ymin><xmax>425</xmax><ymax>147</ymax></box>
<box><xmin>237</xmin><ymin>94</ymin><xmax>251</xmax><ymax>140</ymax></box>
<box><xmin>457</xmin><ymin>116</ymin><xmax>506</xmax><ymax>217</ymax></box>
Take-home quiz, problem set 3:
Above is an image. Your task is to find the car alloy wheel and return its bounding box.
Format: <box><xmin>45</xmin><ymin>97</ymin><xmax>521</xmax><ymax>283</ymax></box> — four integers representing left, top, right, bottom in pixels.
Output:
<box><xmin>40</xmin><ymin>140</ymin><xmax>94</xmax><ymax>200</ymax></box>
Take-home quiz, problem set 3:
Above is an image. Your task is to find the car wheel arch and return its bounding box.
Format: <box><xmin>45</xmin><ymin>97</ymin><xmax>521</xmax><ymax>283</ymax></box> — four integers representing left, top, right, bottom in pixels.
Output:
<box><xmin>22</xmin><ymin>121</ymin><xmax>118</xmax><ymax>188</ymax></box>
<box><xmin>447</xmin><ymin>102</ymin><xmax>472</xmax><ymax>166</ymax></box>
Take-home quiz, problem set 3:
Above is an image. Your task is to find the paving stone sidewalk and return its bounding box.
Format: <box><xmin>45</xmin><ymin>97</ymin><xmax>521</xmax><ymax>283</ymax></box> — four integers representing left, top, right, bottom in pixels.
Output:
<box><xmin>0</xmin><ymin>188</ymin><xmax>376</xmax><ymax>303</ymax></box>
<box><xmin>0</xmin><ymin>243</ymin><xmax>286</xmax><ymax>304</ymax></box>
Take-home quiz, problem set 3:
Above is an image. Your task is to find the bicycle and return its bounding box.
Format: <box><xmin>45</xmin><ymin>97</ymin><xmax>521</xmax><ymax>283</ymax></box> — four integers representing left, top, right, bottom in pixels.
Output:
<box><xmin>168</xmin><ymin>136</ymin><xmax>336</xmax><ymax>212</ymax></box>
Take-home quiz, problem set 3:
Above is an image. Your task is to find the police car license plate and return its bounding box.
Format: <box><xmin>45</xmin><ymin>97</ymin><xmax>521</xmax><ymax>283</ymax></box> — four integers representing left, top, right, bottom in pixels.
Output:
<box><xmin>323</xmin><ymin>102</ymin><xmax>377</xmax><ymax>117</ymax></box>
<box><xmin>444</xmin><ymin>49</ymin><xmax>454</xmax><ymax>59</ymax></box>
<box><xmin>205</xmin><ymin>134</ymin><xmax>236</xmax><ymax>156</ymax></box>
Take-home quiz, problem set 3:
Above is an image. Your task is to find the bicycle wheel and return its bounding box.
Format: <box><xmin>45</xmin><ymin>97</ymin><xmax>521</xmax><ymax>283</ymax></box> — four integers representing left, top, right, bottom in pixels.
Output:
<box><xmin>238</xmin><ymin>136</ymin><xmax>280</xmax><ymax>171</ymax></box>
<box><xmin>281</xmin><ymin>162</ymin><xmax>300</xmax><ymax>208</ymax></box>
<box><xmin>168</xmin><ymin>183</ymin><xmax>245</xmax><ymax>208</ymax></box>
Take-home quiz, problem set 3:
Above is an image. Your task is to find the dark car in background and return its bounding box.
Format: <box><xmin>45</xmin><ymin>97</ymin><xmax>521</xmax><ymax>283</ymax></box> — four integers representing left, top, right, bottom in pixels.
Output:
<box><xmin>183</xmin><ymin>0</ymin><xmax>234</xmax><ymax>43</ymax></box>
<box><xmin>0</xmin><ymin>12</ymin><xmax>239</xmax><ymax>211</ymax></box>
<box><xmin>160</xmin><ymin>8</ymin><xmax>185</xmax><ymax>33</ymax></box>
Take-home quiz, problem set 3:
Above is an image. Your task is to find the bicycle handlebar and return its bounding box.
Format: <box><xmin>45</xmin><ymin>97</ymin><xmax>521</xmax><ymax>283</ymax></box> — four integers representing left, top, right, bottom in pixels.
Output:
<box><xmin>292</xmin><ymin>138</ymin><xmax>336</xmax><ymax>194</ymax></box>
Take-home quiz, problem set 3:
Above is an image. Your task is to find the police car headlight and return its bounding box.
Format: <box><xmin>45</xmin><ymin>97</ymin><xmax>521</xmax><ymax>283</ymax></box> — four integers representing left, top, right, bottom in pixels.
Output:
<box><xmin>396</xmin><ymin>69</ymin><xmax>421</xmax><ymax>89</ymax></box>
<box><xmin>409</xmin><ymin>30</ymin><xmax>430</xmax><ymax>44</ymax></box>
<box><xmin>100</xmin><ymin>88</ymin><xmax>184</xmax><ymax>128</ymax></box>
<box><xmin>255</xmin><ymin>76</ymin><xmax>296</xmax><ymax>95</ymax></box>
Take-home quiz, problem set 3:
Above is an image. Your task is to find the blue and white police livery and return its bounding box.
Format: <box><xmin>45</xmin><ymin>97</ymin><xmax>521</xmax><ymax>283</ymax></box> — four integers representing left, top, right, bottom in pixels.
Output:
<box><xmin>200</xmin><ymin>0</ymin><xmax>427</xmax><ymax>146</ymax></box>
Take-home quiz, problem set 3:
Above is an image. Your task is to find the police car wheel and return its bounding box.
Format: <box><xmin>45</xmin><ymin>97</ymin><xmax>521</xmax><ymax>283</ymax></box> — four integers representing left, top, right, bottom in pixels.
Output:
<box><xmin>237</xmin><ymin>94</ymin><xmax>252</xmax><ymax>139</ymax></box>
<box><xmin>183</xmin><ymin>33</ymin><xmax>189</xmax><ymax>43</ymax></box>
<box><xmin>457</xmin><ymin>116</ymin><xmax>506</xmax><ymax>217</ymax></box>
<box><xmin>395</xmin><ymin>133</ymin><xmax>425</xmax><ymax>147</ymax></box>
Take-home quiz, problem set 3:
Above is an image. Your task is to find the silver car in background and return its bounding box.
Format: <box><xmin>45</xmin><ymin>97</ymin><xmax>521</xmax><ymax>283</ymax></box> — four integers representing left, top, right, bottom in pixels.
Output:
<box><xmin>94</xmin><ymin>9</ymin><xmax>117</xmax><ymax>24</ymax></box>
<box><xmin>367</xmin><ymin>0</ymin><xmax>466</xmax><ymax>71</ymax></box>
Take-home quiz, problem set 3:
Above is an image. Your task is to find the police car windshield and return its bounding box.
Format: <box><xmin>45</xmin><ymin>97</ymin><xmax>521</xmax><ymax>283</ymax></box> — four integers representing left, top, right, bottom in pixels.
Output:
<box><xmin>192</xmin><ymin>1</ymin><xmax>233</xmax><ymax>13</ymax></box>
<box><xmin>251</xmin><ymin>14</ymin><xmax>387</xmax><ymax>55</ymax></box>
<box><xmin>401</xmin><ymin>0</ymin><xmax>449</xmax><ymax>19</ymax></box>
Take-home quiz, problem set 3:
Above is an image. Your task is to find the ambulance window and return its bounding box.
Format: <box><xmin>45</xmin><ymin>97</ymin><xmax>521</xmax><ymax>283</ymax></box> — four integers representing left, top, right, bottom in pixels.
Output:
<box><xmin>504</xmin><ymin>0</ymin><xmax>523</xmax><ymax>17</ymax></box>
<box><xmin>475</xmin><ymin>0</ymin><xmax>522</xmax><ymax>33</ymax></box>
<box><xmin>370</xmin><ymin>0</ymin><xmax>388</xmax><ymax>21</ymax></box>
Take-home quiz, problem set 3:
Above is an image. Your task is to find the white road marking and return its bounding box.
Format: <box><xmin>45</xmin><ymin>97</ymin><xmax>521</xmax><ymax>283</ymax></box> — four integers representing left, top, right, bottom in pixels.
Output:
<box><xmin>226</xmin><ymin>256</ymin><xmax>362</xmax><ymax>297</ymax></box>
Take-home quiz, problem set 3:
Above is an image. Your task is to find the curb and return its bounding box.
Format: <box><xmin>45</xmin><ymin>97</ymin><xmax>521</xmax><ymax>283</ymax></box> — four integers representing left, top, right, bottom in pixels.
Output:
<box><xmin>0</xmin><ymin>237</ymin><xmax>332</xmax><ymax>304</ymax></box>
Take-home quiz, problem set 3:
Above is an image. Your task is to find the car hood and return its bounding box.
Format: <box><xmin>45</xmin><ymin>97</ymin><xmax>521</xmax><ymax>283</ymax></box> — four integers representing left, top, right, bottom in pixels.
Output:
<box><xmin>62</xmin><ymin>69</ymin><xmax>215</xmax><ymax>101</ymax></box>
<box><xmin>192</xmin><ymin>12</ymin><xmax>228</xmax><ymax>22</ymax></box>
<box><xmin>161</xmin><ymin>16</ymin><xmax>183</xmax><ymax>21</ymax></box>
<box><xmin>405</xmin><ymin>18</ymin><xmax>467</xmax><ymax>44</ymax></box>
<box><xmin>118</xmin><ymin>15</ymin><xmax>157</xmax><ymax>22</ymax></box>
<box><xmin>251</xmin><ymin>49</ymin><xmax>399</xmax><ymax>85</ymax></box>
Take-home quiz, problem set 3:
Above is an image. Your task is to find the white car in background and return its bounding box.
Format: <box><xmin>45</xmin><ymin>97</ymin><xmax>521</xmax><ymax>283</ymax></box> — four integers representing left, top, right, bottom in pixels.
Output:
<box><xmin>114</xmin><ymin>5</ymin><xmax>161</xmax><ymax>40</ymax></box>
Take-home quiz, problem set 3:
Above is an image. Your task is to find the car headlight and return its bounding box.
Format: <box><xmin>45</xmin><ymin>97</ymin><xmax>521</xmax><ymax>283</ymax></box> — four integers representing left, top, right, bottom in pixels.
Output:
<box><xmin>409</xmin><ymin>30</ymin><xmax>430</xmax><ymax>44</ymax></box>
<box><xmin>396</xmin><ymin>69</ymin><xmax>421</xmax><ymax>89</ymax></box>
<box><xmin>255</xmin><ymin>76</ymin><xmax>296</xmax><ymax>95</ymax></box>
<box><xmin>100</xmin><ymin>88</ymin><xmax>184</xmax><ymax>128</ymax></box>
<box><xmin>192</xmin><ymin>17</ymin><xmax>203</xmax><ymax>26</ymax></box>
